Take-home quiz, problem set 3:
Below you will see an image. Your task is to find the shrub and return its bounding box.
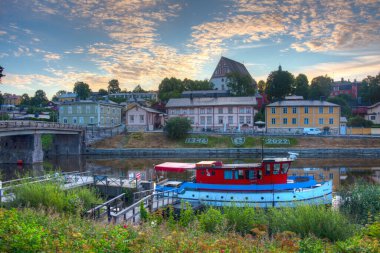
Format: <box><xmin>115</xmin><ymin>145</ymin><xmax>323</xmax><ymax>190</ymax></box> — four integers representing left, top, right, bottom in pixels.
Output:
<box><xmin>198</xmin><ymin>207</ymin><xmax>225</xmax><ymax>233</ymax></box>
<box><xmin>140</xmin><ymin>201</ymin><xmax>149</xmax><ymax>222</ymax></box>
<box><xmin>164</xmin><ymin>117</ymin><xmax>192</xmax><ymax>139</ymax></box>
<box><xmin>270</xmin><ymin>205</ymin><xmax>354</xmax><ymax>241</ymax></box>
<box><xmin>339</xmin><ymin>181</ymin><xmax>380</xmax><ymax>225</ymax></box>
<box><xmin>179</xmin><ymin>202</ymin><xmax>195</xmax><ymax>227</ymax></box>
<box><xmin>223</xmin><ymin>206</ymin><xmax>267</xmax><ymax>235</ymax></box>
<box><xmin>299</xmin><ymin>236</ymin><xmax>325</xmax><ymax>253</ymax></box>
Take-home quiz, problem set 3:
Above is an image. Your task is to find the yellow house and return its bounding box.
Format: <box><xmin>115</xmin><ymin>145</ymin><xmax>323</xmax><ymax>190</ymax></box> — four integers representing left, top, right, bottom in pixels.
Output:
<box><xmin>265</xmin><ymin>99</ymin><xmax>340</xmax><ymax>134</ymax></box>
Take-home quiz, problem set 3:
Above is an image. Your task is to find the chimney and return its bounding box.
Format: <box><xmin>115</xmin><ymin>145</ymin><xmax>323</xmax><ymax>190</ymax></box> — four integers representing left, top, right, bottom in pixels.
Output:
<box><xmin>341</xmin><ymin>77</ymin><xmax>344</xmax><ymax>82</ymax></box>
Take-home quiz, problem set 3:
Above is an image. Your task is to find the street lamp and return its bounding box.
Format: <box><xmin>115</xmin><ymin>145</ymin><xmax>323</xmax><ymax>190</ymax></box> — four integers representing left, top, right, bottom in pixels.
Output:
<box><xmin>255</xmin><ymin>121</ymin><xmax>265</xmax><ymax>160</ymax></box>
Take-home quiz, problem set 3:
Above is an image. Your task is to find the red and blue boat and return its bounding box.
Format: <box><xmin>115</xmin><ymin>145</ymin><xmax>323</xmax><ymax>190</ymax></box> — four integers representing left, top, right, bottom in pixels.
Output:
<box><xmin>154</xmin><ymin>153</ymin><xmax>332</xmax><ymax>207</ymax></box>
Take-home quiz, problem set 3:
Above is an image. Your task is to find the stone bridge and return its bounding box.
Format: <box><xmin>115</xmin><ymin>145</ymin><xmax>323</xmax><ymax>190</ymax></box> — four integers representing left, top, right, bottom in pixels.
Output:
<box><xmin>0</xmin><ymin>121</ymin><xmax>85</xmax><ymax>164</ymax></box>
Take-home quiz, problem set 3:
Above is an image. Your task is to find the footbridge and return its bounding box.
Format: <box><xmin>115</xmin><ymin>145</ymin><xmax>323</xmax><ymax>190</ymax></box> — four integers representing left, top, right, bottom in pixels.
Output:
<box><xmin>0</xmin><ymin>121</ymin><xmax>85</xmax><ymax>163</ymax></box>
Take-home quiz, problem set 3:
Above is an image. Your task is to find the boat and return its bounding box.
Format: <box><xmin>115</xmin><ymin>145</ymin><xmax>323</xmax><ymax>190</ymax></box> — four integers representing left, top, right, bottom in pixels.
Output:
<box><xmin>154</xmin><ymin>153</ymin><xmax>332</xmax><ymax>208</ymax></box>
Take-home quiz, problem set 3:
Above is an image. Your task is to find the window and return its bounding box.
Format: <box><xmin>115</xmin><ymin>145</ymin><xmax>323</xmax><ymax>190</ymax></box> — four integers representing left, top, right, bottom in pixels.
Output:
<box><xmin>246</xmin><ymin>116</ymin><xmax>251</xmax><ymax>124</ymax></box>
<box><xmin>140</xmin><ymin>115</ymin><xmax>144</xmax><ymax>123</ymax></box>
<box><xmin>271</xmin><ymin>107</ymin><xmax>276</xmax><ymax>114</ymax></box>
<box><xmin>304</xmin><ymin>118</ymin><xmax>309</xmax><ymax>125</ymax></box>
<box><xmin>207</xmin><ymin>116</ymin><xmax>212</xmax><ymax>124</ymax></box>
<box><xmin>189</xmin><ymin>117</ymin><xmax>195</xmax><ymax>124</ymax></box>
<box><xmin>304</xmin><ymin>107</ymin><xmax>309</xmax><ymax>114</ymax></box>
<box><xmin>273</xmin><ymin>163</ymin><xmax>280</xmax><ymax>175</ymax></box>
<box><xmin>175</xmin><ymin>109</ymin><xmax>180</xmax><ymax>115</ymax></box>
<box><xmin>59</xmin><ymin>107</ymin><xmax>64</xmax><ymax>114</ymax></box>
<box><xmin>228</xmin><ymin>116</ymin><xmax>233</xmax><ymax>124</ymax></box>
<box><xmin>283</xmin><ymin>118</ymin><xmax>288</xmax><ymax>125</ymax></box>
<box><xmin>86</xmin><ymin>106</ymin><xmax>91</xmax><ymax>114</ymax></box>
<box><xmin>292</xmin><ymin>107</ymin><xmax>297</xmax><ymax>114</ymax></box>
<box><xmin>239</xmin><ymin>116</ymin><xmax>244</xmax><ymax>124</ymax></box>
<box><xmin>200</xmin><ymin>108</ymin><xmax>205</xmax><ymax>114</ymax></box>
<box><xmin>319</xmin><ymin>107</ymin><xmax>324</xmax><ymax>114</ymax></box>
<box><xmin>68</xmin><ymin>106</ymin><xmax>72</xmax><ymax>114</ymax></box>
<box><xmin>218</xmin><ymin>108</ymin><xmax>223</xmax><ymax>114</ymax></box>
<box><xmin>370</xmin><ymin>115</ymin><xmax>376</xmax><ymax>120</ymax></box>
<box><xmin>246</xmin><ymin>107</ymin><xmax>252</xmax><ymax>113</ymax></box>
<box><xmin>329</xmin><ymin>118</ymin><xmax>334</xmax><ymax>124</ymax></box>
<box><xmin>265</xmin><ymin>164</ymin><xmax>271</xmax><ymax>175</ymax></box>
<box><xmin>73</xmin><ymin>117</ymin><xmax>77</xmax><ymax>124</ymax></box>
<box><xmin>319</xmin><ymin>118</ymin><xmax>324</xmax><ymax>124</ymax></box>
<box><xmin>239</xmin><ymin>107</ymin><xmax>245</xmax><ymax>113</ymax></box>
<box><xmin>112</xmin><ymin>108</ymin><xmax>115</xmax><ymax>114</ymax></box>
<box><xmin>238</xmin><ymin>170</ymin><xmax>244</xmax><ymax>179</ymax></box>
<box><xmin>182</xmin><ymin>109</ymin><xmax>187</xmax><ymax>114</ymax></box>
<box><xmin>90</xmin><ymin>117</ymin><xmax>94</xmax><ymax>124</ymax></box>
<box><xmin>79</xmin><ymin>117</ymin><xmax>84</xmax><ymax>124</ymax></box>
<box><xmin>77</xmin><ymin>106</ymin><xmax>81</xmax><ymax>114</ymax></box>
<box><xmin>100</xmin><ymin>107</ymin><xmax>104</xmax><ymax>113</ymax></box>
<box><xmin>224</xmin><ymin>170</ymin><xmax>233</xmax><ymax>180</ymax></box>
<box><xmin>283</xmin><ymin>107</ymin><xmax>288</xmax><ymax>114</ymax></box>
<box><xmin>271</xmin><ymin>118</ymin><xmax>276</xmax><ymax>125</ymax></box>
<box><xmin>329</xmin><ymin>107</ymin><xmax>333</xmax><ymax>114</ymax></box>
<box><xmin>218</xmin><ymin>116</ymin><xmax>223</xmax><ymax>124</ymax></box>
<box><xmin>228</xmin><ymin>107</ymin><xmax>233</xmax><ymax>114</ymax></box>
<box><xmin>200</xmin><ymin>116</ymin><xmax>205</xmax><ymax>125</ymax></box>
<box><xmin>130</xmin><ymin>115</ymin><xmax>134</xmax><ymax>123</ymax></box>
<box><xmin>292</xmin><ymin>118</ymin><xmax>297</xmax><ymax>124</ymax></box>
<box><xmin>329</xmin><ymin>173</ymin><xmax>334</xmax><ymax>179</ymax></box>
<box><xmin>282</xmin><ymin>163</ymin><xmax>290</xmax><ymax>174</ymax></box>
<box><xmin>207</xmin><ymin>107</ymin><xmax>212</xmax><ymax>114</ymax></box>
<box><xmin>63</xmin><ymin>118</ymin><xmax>68</xmax><ymax>123</ymax></box>
<box><xmin>189</xmin><ymin>109</ymin><xmax>194</xmax><ymax>115</ymax></box>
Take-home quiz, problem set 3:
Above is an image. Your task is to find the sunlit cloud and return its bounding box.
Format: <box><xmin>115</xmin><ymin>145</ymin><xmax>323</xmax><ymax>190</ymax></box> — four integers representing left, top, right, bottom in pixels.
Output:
<box><xmin>44</xmin><ymin>53</ymin><xmax>61</xmax><ymax>61</ymax></box>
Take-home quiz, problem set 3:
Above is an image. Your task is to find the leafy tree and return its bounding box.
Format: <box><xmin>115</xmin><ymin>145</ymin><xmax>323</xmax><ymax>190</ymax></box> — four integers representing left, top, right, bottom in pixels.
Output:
<box><xmin>254</xmin><ymin>109</ymin><xmax>265</xmax><ymax>122</ymax></box>
<box><xmin>158</xmin><ymin>77</ymin><xmax>184</xmax><ymax>102</ymax></box>
<box><xmin>0</xmin><ymin>92</ymin><xmax>3</xmax><ymax>105</ymax></box>
<box><xmin>20</xmin><ymin>93</ymin><xmax>31</xmax><ymax>106</ymax></box>
<box><xmin>360</xmin><ymin>73</ymin><xmax>380</xmax><ymax>105</ymax></box>
<box><xmin>108</xmin><ymin>79</ymin><xmax>121</xmax><ymax>94</ymax></box>
<box><xmin>327</xmin><ymin>95</ymin><xmax>352</xmax><ymax>118</ymax></box>
<box><xmin>293</xmin><ymin>74</ymin><xmax>309</xmax><ymax>99</ymax></box>
<box><xmin>73</xmin><ymin>81</ymin><xmax>91</xmax><ymax>100</ymax></box>
<box><xmin>0</xmin><ymin>65</ymin><xmax>5</xmax><ymax>81</ymax></box>
<box><xmin>348</xmin><ymin>115</ymin><xmax>373</xmax><ymax>127</ymax></box>
<box><xmin>164</xmin><ymin>117</ymin><xmax>192</xmax><ymax>139</ymax></box>
<box><xmin>183</xmin><ymin>78</ymin><xmax>213</xmax><ymax>91</ymax></box>
<box><xmin>265</xmin><ymin>66</ymin><xmax>294</xmax><ymax>101</ymax></box>
<box><xmin>30</xmin><ymin>90</ymin><xmax>48</xmax><ymax>107</ymax></box>
<box><xmin>98</xmin><ymin>89</ymin><xmax>108</xmax><ymax>96</ymax></box>
<box><xmin>52</xmin><ymin>90</ymin><xmax>67</xmax><ymax>101</ymax></box>
<box><xmin>226</xmin><ymin>72</ymin><xmax>256</xmax><ymax>96</ymax></box>
<box><xmin>308</xmin><ymin>75</ymin><xmax>333</xmax><ymax>100</ymax></box>
<box><xmin>257</xmin><ymin>80</ymin><xmax>266</xmax><ymax>94</ymax></box>
<box><xmin>133</xmin><ymin>85</ymin><xmax>146</xmax><ymax>93</ymax></box>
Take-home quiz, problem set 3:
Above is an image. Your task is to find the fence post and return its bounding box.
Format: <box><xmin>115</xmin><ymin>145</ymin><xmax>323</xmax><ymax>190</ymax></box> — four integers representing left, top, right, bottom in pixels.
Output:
<box><xmin>107</xmin><ymin>204</ymin><xmax>111</xmax><ymax>222</ymax></box>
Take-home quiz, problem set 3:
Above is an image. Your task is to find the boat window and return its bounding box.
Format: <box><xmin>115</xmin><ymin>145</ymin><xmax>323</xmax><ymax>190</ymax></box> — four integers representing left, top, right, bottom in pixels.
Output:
<box><xmin>224</xmin><ymin>170</ymin><xmax>233</xmax><ymax>179</ymax></box>
<box><xmin>211</xmin><ymin>170</ymin><xmax>216</xmax><ymax>176</ymax></box>
<box><xmin>234</xmin><ymin>170</ymin><xmax>239</xmax><ymax>179</ymax></box>
<box><xmin>201</xmin><ymin>170</ymin><xmax>205</xmax><ymax>175</ymax></box>
<box><xmin>265</xmin><ymin>164</ymin><xmax>271</xmax><ymax>175</ymax></box>
<box><xmin>248</xmin><ymin>170</ymin><xmax>255</xmax><ymax>179</ymax></box>
<box><xmin>273</xmin><ymin>163</ymin><xmax>280</xmax><ymax>175</ymax></box>
<box><xmin>238</xmin><ymin>170</ymin><xmax>244</xmax><ymax>179</ymax></box>
<box><xmin>258</xmin><ymin>170</ymin><xmax>263</xmax><ymax>179</ymax></box>
<box><xmin>282</xmin><ymin>163</ymin><xmax>290</xmax><ymax>174</ymax></box>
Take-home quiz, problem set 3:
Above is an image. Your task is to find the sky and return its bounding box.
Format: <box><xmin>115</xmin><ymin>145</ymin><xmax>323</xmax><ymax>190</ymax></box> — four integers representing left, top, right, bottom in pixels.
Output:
<box><xmin>0</xmin><ymin>0</ymin><xmax>379</xmax><ymax>99</ymax></box>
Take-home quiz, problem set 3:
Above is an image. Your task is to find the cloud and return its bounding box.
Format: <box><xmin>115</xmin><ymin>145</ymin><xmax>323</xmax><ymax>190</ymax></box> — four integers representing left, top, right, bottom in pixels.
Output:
<box><xmin>0</xmin><ymin>31</ymin><xmax>7</xmax><ymax>36</ymax></box>
<box><xmin>44</xmin><ymin>53</ymin><xmax>61</xmax><ymax>61</ymax></box>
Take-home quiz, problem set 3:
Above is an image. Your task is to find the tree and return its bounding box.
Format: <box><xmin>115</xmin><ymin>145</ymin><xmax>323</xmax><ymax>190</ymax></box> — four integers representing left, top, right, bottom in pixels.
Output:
<box><xmin>158</xmin><ymin>77</ymin><xmax>184</xmax><ymax>102</ymax></box>
<box><xmin>327</xmin><ymin>96</ymin><xmax>352</xmax><ymax>118</ymax></box>
<box><xmin>30</xmin><ymin>90</ymin><xmax>48</xmax><ymax>107</ymax></box>
<box><xmin>265</xmin><ymin>65</ymin><xmax>294</xmax><ymax>101</ymax></box>
<box><xmin>361</xmin><ymin>73</ymin><xmax>380</xmax><ymax>105</ymax></box>
<box><xmin>294</xmin><ymin>74</ymin><xmax>309</xmax><ymax>99</ymax></box>
<box><xmin>133</xmin><ymin>85</ymin><xmax>146</xmax><ymax>93</ymax></box>
<box><xmin>226</xmin><ymin>72</ymin><xmax>256</xmax><ymax>96</ymax></box>
<box><xmin>0</xmin><ymin>65</ymin><xmax>5</xmax><ymax>82</ymax></box>
<box><xmin>98</xmin><ymin>89</ymin><xmax>108</xmax><ymax>96</ymax></box>
<box><xmin>308</xmin><ymin>75</ymin><xmax>333</xmax><ymax>100</ymax></box>
<box><xmin>164</xmin><ymin>117</ymin><xmax>192</xmax><ymax>139</ymax></box>
<box><xmin>73</xmin><ymin>81</ymin><xmax>91</xmax><ymax>100</ymax></box>
<box><xmin>20</xmin><ymin>93</ymin><xmax>31</xmax><ymax>106</ymax></box>
<box><xmin>183</xmin><ymin>78</ymin><xmax>213</xmax><ymax>91</ymax></box>
<box><xmin>108</xmin><ymin>79</ymin><xmax>121</xmax><ymax>94</ymax></box>
<box><xmin>0</xmin><ymin>92</ymin><xmax>3</xmax><ymax>105</ymax></box>
<box><xmin>257</xmin><ymin>80</ymin><xmax>266</xmax><ymax>94</ymax></box>
<box><xmin>52</xmin><ymin>90</ymin><xmax>67</xmax><ymax>101</ymax></box>
<box><xmin>348</xmin><ymin>116</ymin><xmax>373</xmax><ymax>127</ymax></box>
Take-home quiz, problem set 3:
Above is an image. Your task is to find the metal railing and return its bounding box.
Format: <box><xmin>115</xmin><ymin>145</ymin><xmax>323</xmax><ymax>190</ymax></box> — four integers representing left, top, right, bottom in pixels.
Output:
<box><xmin>0</xmin><ymin>120</ymin><xmax>83</xmax><ymax>130</ymax></box>
<box><xmin>86</xmin><ymin>193</ymin><xmax>127</xmax><ymax>221</ymax></box>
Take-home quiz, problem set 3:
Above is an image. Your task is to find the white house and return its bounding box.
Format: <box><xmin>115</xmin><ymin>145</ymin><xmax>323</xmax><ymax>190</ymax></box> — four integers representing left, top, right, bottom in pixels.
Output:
<box><xmin>125</xmin><ymin>103</ymin><xmax>165</xmax><ymax>131</ymax></box>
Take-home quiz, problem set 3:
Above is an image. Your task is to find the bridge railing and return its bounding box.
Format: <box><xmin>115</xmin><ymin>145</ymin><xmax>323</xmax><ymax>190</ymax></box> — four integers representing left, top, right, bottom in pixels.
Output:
<box><xmin>0</xmin><ymin>120</ymin><xmax>83</xmax><ymax>130</ymax></box>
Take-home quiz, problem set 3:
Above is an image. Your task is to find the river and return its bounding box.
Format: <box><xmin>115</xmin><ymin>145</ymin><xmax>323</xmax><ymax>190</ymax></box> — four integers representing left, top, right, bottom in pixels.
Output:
<box><xmin>1</xmin><ymin>156</ymin><xmax>379</xmax><ymax>191</ymax></box>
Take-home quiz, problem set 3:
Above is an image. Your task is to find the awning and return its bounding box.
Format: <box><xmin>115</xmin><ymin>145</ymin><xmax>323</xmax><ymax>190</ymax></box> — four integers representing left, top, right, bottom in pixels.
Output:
<box><xmin>154</xmin><ymin>162</ymin><xmax>196</xmax><ymax>172</ymax></box>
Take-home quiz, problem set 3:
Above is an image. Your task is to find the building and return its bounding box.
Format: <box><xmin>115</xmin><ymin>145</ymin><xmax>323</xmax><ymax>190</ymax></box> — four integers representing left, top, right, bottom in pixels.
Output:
<box><xmin>365</xmin><ymin>102</ymin><xmax>380</xmax><ymax>124</ymax></box>
<box><xmin>58</xmin><ymin>100</ymin><xmax>123</xmax><ymax>127</ymax></box>
<box><xmin>210</xmin><ymin>56</ymin><xmax>255</xmax><ymax>91</ymax></box>
<box><xmin>58</xmin><ymin>92</ymin><xmax>77</xmax><ymax>103</ymax></box>
<box><xmin>108</xmin><ymin>92</ymin><xmax>157</xmax><ymax>103</ymax></box>
<box><xmin>125</xmin><ymin>103</ymin><xmax>165</xmax><ymax>131</ymax></box>
<box><xmin>3</xmin><ymin>93</ymin><xmax>21</xmax><ymax>105</ymax></box>
<box><xmin>266</xmin><ymin>99</ymin><xmax>341</xmax><ymax>134</ymax></box>
<box><xmin>330</xmin><ymin>78</ymin><xmax>359</xmax><ymax>99</ymax></box>
<box><xmin>166</xmin><ymin>96</ymin><xmax>257</xmax><ymax>132</ymax></box>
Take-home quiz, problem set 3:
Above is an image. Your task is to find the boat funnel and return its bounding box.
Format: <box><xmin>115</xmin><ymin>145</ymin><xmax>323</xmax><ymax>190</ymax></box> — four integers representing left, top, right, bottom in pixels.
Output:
<box><xmin>288</xmin><ymin>152</ymin><xmax>299</xmax><ymax>161</ymax></box>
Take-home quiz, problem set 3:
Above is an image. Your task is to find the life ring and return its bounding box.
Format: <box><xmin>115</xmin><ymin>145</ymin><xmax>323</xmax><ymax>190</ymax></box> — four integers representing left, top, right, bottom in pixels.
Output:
<box><xmin>294</xmin><ymin>188</ymin><xmax>302</xmax><ymax>193</ymax></box>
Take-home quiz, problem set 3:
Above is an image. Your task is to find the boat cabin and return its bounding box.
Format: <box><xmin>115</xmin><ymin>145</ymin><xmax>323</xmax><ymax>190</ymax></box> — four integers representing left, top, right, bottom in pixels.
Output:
<box><xmin>195</xmin><ymin>159</ymin><xmax>291</xmax><ymax>185</ymax></box>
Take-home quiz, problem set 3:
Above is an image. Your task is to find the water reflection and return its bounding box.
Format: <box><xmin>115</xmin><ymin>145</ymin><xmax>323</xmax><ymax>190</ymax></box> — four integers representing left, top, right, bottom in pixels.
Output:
<box><xmin>0</xmin><ymin>156</ymin><xmax>379</xmax><ymax>191</ymax></box>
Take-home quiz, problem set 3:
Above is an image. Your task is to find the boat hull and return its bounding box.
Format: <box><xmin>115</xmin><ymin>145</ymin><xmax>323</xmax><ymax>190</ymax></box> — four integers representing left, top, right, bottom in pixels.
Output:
<box><xmin>160</xmin><ymin>180</ymin><xmax>333</xmax><ymax>208</ymax></box>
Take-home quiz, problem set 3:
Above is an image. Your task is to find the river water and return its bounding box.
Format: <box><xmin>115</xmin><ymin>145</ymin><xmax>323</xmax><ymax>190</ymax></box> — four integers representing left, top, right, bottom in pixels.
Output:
<box><xmin>1</xmin><ymin>156</ymin><xmax>379</xmax><ymax>191</ymax></box>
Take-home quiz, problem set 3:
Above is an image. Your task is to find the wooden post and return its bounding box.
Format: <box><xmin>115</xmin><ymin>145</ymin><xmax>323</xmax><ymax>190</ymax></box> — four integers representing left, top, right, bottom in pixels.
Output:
<box><xmin>107</xmin><ymin>204</ymin><xmax>111</xmax><ymax>222</ymax></box>
<box><xmin>132</xmin><ymin>207</ymin><xmax>135</xmax><ymax>223</ymax></box>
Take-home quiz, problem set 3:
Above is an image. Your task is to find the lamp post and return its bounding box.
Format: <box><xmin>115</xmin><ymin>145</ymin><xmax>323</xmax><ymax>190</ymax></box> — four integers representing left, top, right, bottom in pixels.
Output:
<box><xmin>255</xmin><ymin>121</ymin><xmax>265</xmax><ymax>160</ymax></box>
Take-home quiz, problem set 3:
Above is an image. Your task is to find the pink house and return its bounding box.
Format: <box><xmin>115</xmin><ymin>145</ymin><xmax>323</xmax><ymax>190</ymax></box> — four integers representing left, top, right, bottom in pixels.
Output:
<box><xmin>126</xmin><ymin>103</ymin><xmax>165</xmax><ymax>131</ymax></box>
<box><xmin>166</xmin><ymin>96</ymin><xmax>257</xmax><ymax>132</ymax></box>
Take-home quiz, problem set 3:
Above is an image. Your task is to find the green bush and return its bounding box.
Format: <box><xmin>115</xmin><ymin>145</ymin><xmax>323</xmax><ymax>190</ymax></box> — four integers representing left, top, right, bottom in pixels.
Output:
<box><xmin>299</xmin><ymin>236</ymin><xmax>325</xmax><ymax>253</ymax></box>
<box><xmin>339</xmin><ymin>181</ymin><xmax>380</xmax><ymax>225</ymax></box>
<box><xmin>198</xmin><ymin>207</ymin><xmax>225</xmax><ymax>233</ymax></box>
<box><xmin>164</xmin><ymin>117</ymin><xmax>192</xmax><ymax>139</ymax></box>
<box><xmin>223</xmin><ymin>206</ymin><xmax>267</xmax><ymax>235</ymax></box>
<box><xmin>270</xmin><ymin>205</ymin><xmax>355</xmax><ymax>241</ymax></box>
<box><xmin>179</xmin><ymin>202</ymin><xmax>195</xmax><ymax>227</ymax></box>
